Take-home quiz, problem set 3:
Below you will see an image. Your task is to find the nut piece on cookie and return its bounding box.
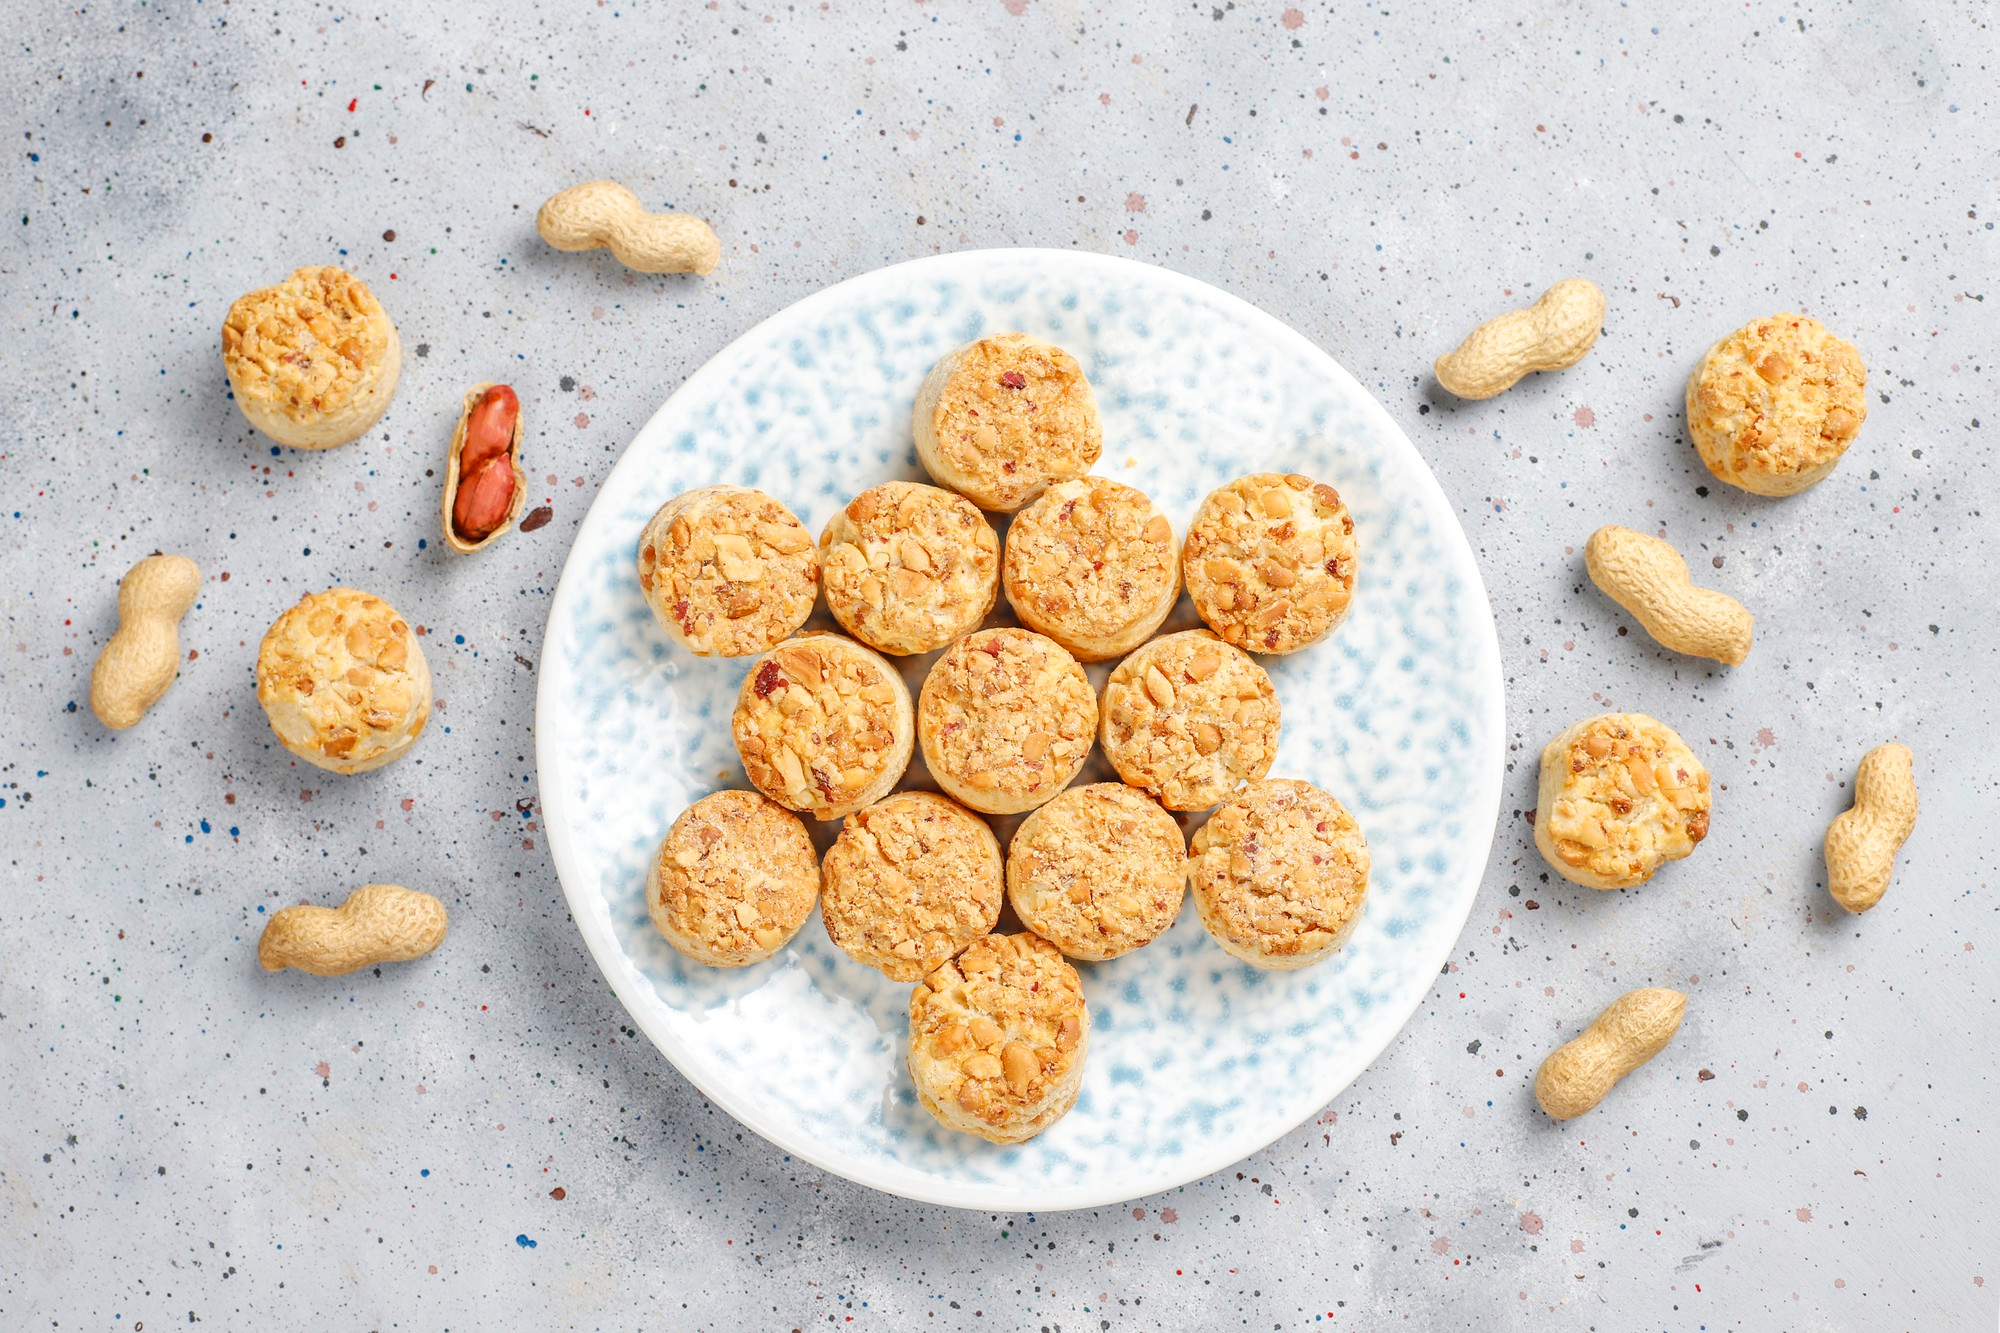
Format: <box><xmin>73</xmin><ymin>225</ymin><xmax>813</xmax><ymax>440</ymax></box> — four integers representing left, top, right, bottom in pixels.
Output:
<box><xmin>907</xmin><ymin>931</ymin><xmax>1089</xmax><ymax>1144</ymax></box>
<box><xmin>1686</xmin><ymin>313</ymin><xmax>1867</xmax><ymax>496</ymax></box>
<box><xmin>256</xmin><ymin>587</ymin><xmax>431</xmax><ymax>775</ymax></box>
<box><xmin>1007</xmin><ymin>783</ymin><xmax>1186</xmax><ymax>962</ymax></box>
<box><xmin>1182</xmin><ymin>472</ymin><xmax>1357</xmax><ymax>655</ymax></box>
<box><xmin>1099</xmin><ymin>629</ymin><xmax>1280</xmax><ymax>811</ymax></box>
<box><xmin>647</xmin><ymin>789</ymin><xmax>820</xmax><ymax>967</ymax></box>
<box><xmin>639</xmin><ymin>485</ymin><xmax>819</xmax><ymax>657</ymax></box>
<box><xmin>911</xmin><ymin>332</ymin><xmax>1102</xmax><ymax>512</ymax></box>
<box><xmin>819</xmin><ymin>481</ymin><xmax>1000</xmax><ymax>656</ymax></box>
<box><xmin>821</xmin><ymin>792</ymin><xmax>1004</xmax><ymax>981</ymax></box>
<box><xmin>1534</xmin><ymin>713</ymin><xmax>1711</xmax><ymax>890</ymax></box>
<box><xmin>917</xmin><ymin>628</ymin><xmax>1098</xmax><ymax>816</ymax></box>
<box><xmin>1188</xmin><ymin>779</ymin><xmax>1368</xmax><ymax>970</ymax></box>
<box><xmin>732</xmin><ymin>633</ymin><xmax>914</xmax><ymax>821</ymax></box>
<box><xmin>1003</xmin><ymin>477</ymin><xmax>1181</xmax><ymax>662</ymax></box>
<box><xmin>221</xmin><ymin>265</ymin><xmax>401</xmax><ymax>450</ymax></box>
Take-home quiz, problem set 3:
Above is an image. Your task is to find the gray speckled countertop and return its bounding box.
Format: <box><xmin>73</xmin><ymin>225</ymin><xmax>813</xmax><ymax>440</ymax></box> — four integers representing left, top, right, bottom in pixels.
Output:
<box><xmin>3</xmin><ymin>2</ymin><xmax>1993</xmax><ymax>1328</ymax></box>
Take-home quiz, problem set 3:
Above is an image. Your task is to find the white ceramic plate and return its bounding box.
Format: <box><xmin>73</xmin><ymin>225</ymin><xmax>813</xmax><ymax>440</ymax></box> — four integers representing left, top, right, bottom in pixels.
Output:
<box><xmin>536</xmin><ymin>249</ymin><xmax>1504</xmax><ymax>1211</ymax></box>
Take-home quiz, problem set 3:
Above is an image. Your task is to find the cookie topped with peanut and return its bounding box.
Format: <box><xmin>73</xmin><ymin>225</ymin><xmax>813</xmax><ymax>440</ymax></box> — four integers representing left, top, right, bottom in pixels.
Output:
<box><xmin>906</xmin><ymin>931</ymin><xmax>1089</xmax><ymax>1144</ymax></box>
<box><xmin>1535</xmin><ymin>713</ymin><xmax>1711</xmax><ymax>890</ymax></box>
<box><xmin>256</xmin><ymin>587</ymin><xmax>431</xmax><ymax>775</ymax></box>
<box><xmin>820</xmin><ymin>791</ymin><xmax>1004</xmax><ymax>982</ymax></box>
<box><xmin>1002</xmin><ymin>477</ymin><xmax>1180</xmax><ymax>662</ymax></box>
<box><xmin>911</xmin><ymin>332</ymin><xmax>1102</xmax><ymax>512</ymax></box>
<box><xmin>819</xmin><ymin>481</ymin><xmax>1000</xmax><ymax>656</ymax></box>
<box><xmin>1006</xmin><ymin>782</ymin><xmax>1186</xmax><ymax>962</ymax></box>
<box><xmin>646</xmin><ymin>789</ymin><xmax>821</xmax><ymax>968</ymax></box>
<box><xmin>221</xmin><ymin>264</ymin><xmax>401</xmax><ymax>450</ymax></box>
<box><xmin>1188</xmin><ymin>778</ymin><xmax>1369</xmax><ymax>970</ymax></box>
<box><xmin>639</xmin><ymin>485</ymin><xmax>820</xmax><ymax>658</ymax></box>
<box><xmin>731</xmin><ymin>633</ymin><xmax>914</xmax><ymax>821</ymax></box>
<box><xmin>917</xmin><ymin>628</ymin><xmax>1098</xmax><ymax>816</ymax></box>
<box><xmin>1183</xmin><ymin>472</ymin><xmax>1357</xmax><ymax>655</ymax></box>
<box><xmin>1099</xmin><ymin>629</ymin><xmax>1280</xmax><ymax>811</ymax></box>
<box><xmin>1686</xmin><ymin>313</ymin><xmax>1867</xmax><ymax>496</ymax></box>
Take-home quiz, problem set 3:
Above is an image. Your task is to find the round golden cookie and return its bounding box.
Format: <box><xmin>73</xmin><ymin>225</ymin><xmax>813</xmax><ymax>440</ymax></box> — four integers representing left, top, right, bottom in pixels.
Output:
<box><xmin>1534</xmin><ymin>713</ymin><xmax>1712</xmax><ymax>890</ymax></box>
<box><xmin>646</xmin><ymin>789</ymin><xmax>819</xmax><ymax>968</ymax></box>
<box><xmin>256</xmin><ymin>588</ymin><xmax>431</xmax><ymax>775</ymax></box>
<box><xmin>1188</xmin><ymin>779</ymin><xmax>1369</xmax><ymax>970</ymax></box>
<box><xmin>911</xmin><ymin>332</ymin><xmax>1102</xmax><ymax>512</ymax></box>
<box><xmin>1099</xmin><ymin>629</ymin><xmax>1280</xmax><ymax>811</ymax></box>
<box><xmin>732</xmin><ymin>633</ymin><xmax>914</xmax><ymax>821</ymax></box>
<box><xmin>638</xmin><ymin>485</ymin><xmax>819</xmax><ymax>658</ymax></box>
<box><xmin>221</xmin><ymin>265</ymin><xmax>401</xmax><ymax>450</ymax></box>
<box><xmin>821</xmin><ymin>792</ymin><xmax>1004</xmax><ymax>982</ymax></box>
<box><xmin>906</xmin><ymin>931</ymin><xmax>1089</xmax><ymax>1145</ymax></box>
<box><xmin>1686</xmin><ymin>313</ymin><xmax>1867</xmax><ymax>496</ymax></box>
<box><xmin>1006</xmin><ymin>783</ymin><xmax>1186</xmax><ymax>961</ymax></box>
<box><xmin>916</xmin><ymin>628</ymin><xmax>1097</xmax><ymax>816</ymax></box>
<box><xmin>819</xmin><ymin>481</ymin><xmax>1000</xmax><ymax>656</ymax></box>
<box><xmin>1183</xmin><ymin>472</ymin><xmax>1357</xmax><ymax>654</ymax></box>
<box><xmin>1002</xmin><ymin>477</ymin><xmax>1181</xmax><ymax>662</ymax></box>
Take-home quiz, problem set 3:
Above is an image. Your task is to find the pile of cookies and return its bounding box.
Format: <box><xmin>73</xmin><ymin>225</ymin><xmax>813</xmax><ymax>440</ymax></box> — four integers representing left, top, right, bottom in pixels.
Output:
<box><xmin>639</xmin><ymin>332</ymin><xmax>1371</xmax><ymax>1144</ymax></box>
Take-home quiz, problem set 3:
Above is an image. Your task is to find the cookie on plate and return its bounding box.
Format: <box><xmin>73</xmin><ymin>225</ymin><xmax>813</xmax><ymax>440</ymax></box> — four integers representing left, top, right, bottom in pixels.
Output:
<box><xmin>821</xmin><ymin>791</ymin><xmax>1004</xmax><ymax>982</ymax></box>
<box><xmin>911</xmin><ymin>332</ymin><xmax>1102</xmax><ymax>512</ymax></box>
<box><xmin>1182</xmin><ymin>472</ymin><xmax>1357</xmax><ymax>654</ymax></box>
<box><xmin>819</xmin><ymin>481</ymin><xmax>1000</xmax><ymax>656</ymax></box>
<box><xmin>1006</xmin><ymin>782</ymin><xmax>1186</xmax><ymax>961</ymax></box>
<box><xmin>221</xmin><ymin>265</ymin><xmax>401</xmax><ymax>450</ymax></box>
<box><xmin>1188</xmin><ymin>779</ymin><xmax>1369</xmax><ymax>970</ymax></box>
<box><xmin>646</xmin><ymin>789</ymin><xmax>820</xmax><ymax>967</ymax></box>
<box><xmin>907</xmin><ymin>931</ymin><xmax>1089</xmax><ymax>1144</ymax></box>
<box><xmin>1534</xmin><ymin>713</ymin><xmax>1711</xmax><ymax>890</ymax></box>
<box><xmin>732</xmin><ymin>633</ymin><xmax>914</xmax><ymax>820</ymax></box>
<box><xmin>1099</xmin><ymin>629</ymin><xmax>1280</xmax><ymax>811</ymax></box>
<box><xmin>638</xmin><ymin>485</ymin><xmax>819</xmax><ymax>657</ymax></box>
<box><xmin>256</xmin><ymin>587</ymin><xmax>431</xmax><ymax>774</ymax></box>
<box><xmin>1002</xmin><ymin>477</ymin><xmax>1180</xmax><ymax>662</ymax></box>
<box><xmin>916</xmin><ymin>628</ymin><xmax>1097</xmax><ymax>815</ymax></box>
<box><xmin>1686</xmin><ymin>313</ymin><xmax>1867</xmax><ymax>496</ymax></box>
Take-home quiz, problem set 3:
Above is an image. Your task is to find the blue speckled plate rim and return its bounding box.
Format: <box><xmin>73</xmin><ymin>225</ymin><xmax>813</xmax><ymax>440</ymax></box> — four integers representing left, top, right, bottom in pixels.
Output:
<box><xmin>535</xmin><ymin>248</ymin><xmax>1506</xmax><ymax>1212</ymax></box>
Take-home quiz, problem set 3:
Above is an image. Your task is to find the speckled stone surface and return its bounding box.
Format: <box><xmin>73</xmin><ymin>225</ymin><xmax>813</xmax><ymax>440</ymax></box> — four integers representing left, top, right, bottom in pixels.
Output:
<box><xmin>3</xmin><ymin>2</ymin><xmax>1992</xmax><ymax>1327</ymax></box>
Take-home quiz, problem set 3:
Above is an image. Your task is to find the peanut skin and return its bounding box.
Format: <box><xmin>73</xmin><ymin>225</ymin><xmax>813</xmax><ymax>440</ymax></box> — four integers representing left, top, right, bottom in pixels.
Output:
<box><xmin>1435</xmin><ymin>277</ymin><xmax>1605</xmax><ymax>399</ymax></box>
<box><xmin>536</xmin><ymin>180</ymin><xmax>720</xmax><ymax>275</ymax></box>
<box><xmin>1535</xmin><ymin>987</ymin><xmax>1686</xmax><ymax>1120</ymax></box>
<box><xmin>88</xmin><ymin>553</ymin><xmax>201</xmax><ymax>729</ymax></box>
<box><xmin>258</xmin><ymin>884</ymin><xmax>448</xmax><ymax>976</ymax></box>
<box><xmin>452</xmin><ymin>384</ymin><xmax>520</xmax><ymax>542</ymax></box>
<box><xmin>1825</xmin><ymin>742</ymin><xmax>1918</xmax><ymax>914</ymax></box>
<box><xmin>1585</xmin><ymin>525</ymin><xmax>1753</xmax><ymax>666</ymax></box>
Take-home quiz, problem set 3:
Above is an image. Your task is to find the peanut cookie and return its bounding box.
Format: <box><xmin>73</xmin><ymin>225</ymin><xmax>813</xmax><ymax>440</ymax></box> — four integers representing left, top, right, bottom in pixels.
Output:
<box><xmin>907</xmin><ymin>931</ymin><xmax>1089</xmax><ymax>1144</ymax></box>
<box><xmin>1188</xmin><ymin>779</ymin><xmax>1369</xmax><ymax>970</ymax></box>
<box><xmin>819</xmin><ymin>481</ymin><xmax>1000</xmax><ymax>656</ymax></box>
<box><xmin>646</xmin><ymin>789</ymin><xmax>820</xmax><ymax>968</ymax></box>
<box><xmin>732</xmin><ymin>633</ymin><xmax>915</xmax><ymax>820</ymax></box>
<box><xmin>222</xmin><ymin>265</ymin><xmax>401</xmax><ymax>450</ymax></box>
<box><xmin>1182</xmin><ymin>472</ymin><xmax>1357</xmax><ymax>654</ymax></box>
<box><xmin>1686</xmin><ymin>313</ymin><xmax>1867</xmax><ymax>496</ymax></box>
<box><xmin>1099</xmin><ymin>629</ymin><xmax>1280</xmax><ymax>811</ymax></box>
<box><xmin>1535</xmin><ymin>713</ymin><xmax>1711</xmax><ymax>890</ymax></box>
<box><xmin>256</xmin><ymin>587</ymin><xmax>431</xmax><ymax>775</ymax></box>
<box><xmin>821</xmin><ymin>792</ymin><xmax>1004</xmax><ymax>981</ymax></box>
<box><xmin>916</xmin><ymin>628</ymin><xmax>1097</xmax><ymax>815</ymax></box>
<box><xmin>638</xmin><ymin>485</ymin><xmax>819</xmax><ymax>657</ymax></box>
<box><xmin>911</xmin><ymin>332</ymin><xmax>1102</xmax><ymax>512</ymax></box>
<box><xmin>1002</xmin><ymin>477</ymin><xmax>1180</xmax><ymax>662</ymax></box>
<box><xmin>1006</xmin><ymin>783</ymin><xmax>1186</xmax><ymax>961</ymax></box>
